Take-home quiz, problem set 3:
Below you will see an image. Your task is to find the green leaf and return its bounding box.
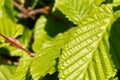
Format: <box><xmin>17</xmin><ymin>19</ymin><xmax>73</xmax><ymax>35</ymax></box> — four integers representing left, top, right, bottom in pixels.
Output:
<box><xmin>12</xmin><ymin>54</ymin><xmax>32</xmax><ymax>80</ymax></box>
<box><xmin>0</xmin><ymin>0</ymin><xmax>15</xmax><ymax>20</ymax></box>
<box><xmin>30</xmin><ymin>27</ymin><xmax>76</xmax><ymax>80</ymax></box>
<box><xmin>0</xmin><ymin>65</ymin><xmax>16</xmax><ymax>80</ymax></box>
<box><xmin>55</xmin><ymin>0</ymin><xmax>95</xmax><ymax>24</ymax></box>
<box><xmin>95</xmin><ymin>0</ymin><xmax>105</xmax><ymax>5</ymax></box>
<box><xmin>113</xmin><ymin>0</ymin><xmax>120</xmax><ymax>6</ymax></box>
<box><xmin>33</xmin><ymin>14</ymin><xmax>70</xmax><ymax>53</ymax></box>
<box><xmin>0</xmin><ymin>16</ymin><xmax>23</xmax><ymax>42</ymax></box>
<box><xmin>17</xmin><ymin>27</ymin><xmax>32</xmax><ymax>48</ymax></box>
<box><xmin>114</xmin><ymin>10</ymin><xmax>120</xmax><ymax>19</ymax></box>
<box><xmin>59</xmin><ymin>5</ymin><xmax>116</xmax><ymax>80</ymax></box>
<box><xmin>32</xmin><ymin>15</ymin><xmax>52</xmax><ymax>53</ymax></box>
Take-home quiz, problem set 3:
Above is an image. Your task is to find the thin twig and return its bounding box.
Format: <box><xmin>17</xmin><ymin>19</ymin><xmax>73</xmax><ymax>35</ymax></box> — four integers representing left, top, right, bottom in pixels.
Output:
<box><xmin>11</xmin><ymin>0</ymin><xmax>49</xmax><ymax>19</ymax></box>
<box><xmin>0</xmin><ymin>33</ymin><xmax>35</xmax><ymax>56</ymax></box>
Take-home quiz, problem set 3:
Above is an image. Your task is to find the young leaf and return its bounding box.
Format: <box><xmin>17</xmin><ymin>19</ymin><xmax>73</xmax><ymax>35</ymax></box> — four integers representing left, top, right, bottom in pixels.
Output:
<box><xmin>12</xmin><ymin>54</ymin><xmax>33</xmax><ymax>80</ymax></box>
<box><xmin>0</xmin><ymin>65</ymin><xmax>16</xmax><ymax>80</ymax></box>
<box><xmin>59</xmin><ymin>5</ymin><xmax>116</xmax><ymax>80</ymax></box>
<box><xmin>32</xmin><ymin>15</ymin><xmax>52</xmax><ymax>53</ymax></box>
<box><xmin>30</xmin><ymin>27</ymin><xmax>76</xmax><ymax>80</ymax></box>
<box><xmin>55</xmin><ymin>0</ymin><xmax>95</xmax><ymax>24</ymax></box>
<box><xmin>0</xmin><ymin>17</ymin><xmax>23</xmax><ymax>42</ymax></box>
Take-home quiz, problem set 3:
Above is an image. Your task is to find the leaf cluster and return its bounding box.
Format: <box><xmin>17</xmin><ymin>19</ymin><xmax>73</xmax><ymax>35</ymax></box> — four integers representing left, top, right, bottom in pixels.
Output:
<box><xmin>0</xmin><ymin>0</ymin><xmax>120</xmax><ymax>80</ymax></box>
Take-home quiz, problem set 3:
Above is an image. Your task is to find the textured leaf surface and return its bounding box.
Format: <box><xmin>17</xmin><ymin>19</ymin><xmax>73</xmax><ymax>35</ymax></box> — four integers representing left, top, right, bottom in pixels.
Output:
<box><xmin>32</xmin><ymin>15</ymin><xmax>52</xmax><ymax>53</ymax></box>
<box><xmin>33</xmin><ymin>14</ymin><xmax>70</xmax><ymax>53</ymax></box>
<box><xmin>55</xmin><ymin>0</ymin><xmax>95</xmax><ymax>24</ymax></box>
<box><xmin>113</xmin><ymin>0</ymin><xmax>120</xmax><ymax>6</ymax></box>
<box><xmin>59</xmin><ymin>5</ymin><xmax>116</xmax><ymax>80</ymax></box>
<box><xmin>0</xmin><ymin>17</ymin><xmax>23</xmax><ymax>42</ymax></box>
<box><xmin>12</xmin><ymin>54</ymin><xmax>32</xmax><ymax>80</ymax></box>
<box><xmin>30</xmin><ymin>27</ymin><xmax>76</xmax><ymax>80</ymax></box>
<box><xmin>0</xmin><ymin>65</ymin><xmax>16</xmax><ymax>80</ymax></box>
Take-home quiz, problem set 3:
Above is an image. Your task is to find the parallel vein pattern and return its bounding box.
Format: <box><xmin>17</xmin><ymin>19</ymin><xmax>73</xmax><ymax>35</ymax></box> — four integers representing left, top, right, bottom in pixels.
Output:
<box><xmin>56</xmin><ymin>0</ymin><xmax>95</xmax><ymax>24</ymax></box>
<box><xmin>59</xmin><ymin>6</ymin><xmax>116</xmax><ymax>80</ymax></box>
<box><xmin>30</xmin><ymin>28</ymin><xmax>75</xmax><ymax>80</ymax></box>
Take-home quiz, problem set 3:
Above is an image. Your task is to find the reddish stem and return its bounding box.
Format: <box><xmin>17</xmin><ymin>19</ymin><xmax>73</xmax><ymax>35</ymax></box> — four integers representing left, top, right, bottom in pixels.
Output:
<box><xmin>0</xmin><ymin>33</ymin><xmax>35</xmax><ymax>56</ymax></box>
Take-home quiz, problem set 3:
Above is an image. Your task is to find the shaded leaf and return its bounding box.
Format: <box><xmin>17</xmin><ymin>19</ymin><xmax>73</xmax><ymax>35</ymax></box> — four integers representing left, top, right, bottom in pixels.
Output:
<box><xmin>110</xmin><ymin>18</ymin><xmax>120</xmax><ymax>70</ymax></box>
<box><xmin>25</xmin><ymin>0</ymin><xmax>38</xmax><ymax>8</ymax></box>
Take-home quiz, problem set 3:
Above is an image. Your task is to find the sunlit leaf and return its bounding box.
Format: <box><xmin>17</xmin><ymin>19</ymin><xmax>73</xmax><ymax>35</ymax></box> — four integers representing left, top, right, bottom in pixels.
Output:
<box><xmin>30</xmin><ymin>27</ymin><xmax>76</xmax><ymax>80</ymax></box>
<box><xmin>0</xmin><ymin>65</ymin><xmax>16</xmax><ymax>80</ymax></box>
<box><xmin>12</xmin><ymin>54</ymin><xmax>32</xmax><ymax>80</ymax></box>
<box><xmin>59</xmin><ymin>5</ymin><xmax>116</xmax><ymax>80</ymax></box>
<box><xmin>55</xmin><ymin>0</ymin><xmax>95</xmax><ymax>24</ymax></box>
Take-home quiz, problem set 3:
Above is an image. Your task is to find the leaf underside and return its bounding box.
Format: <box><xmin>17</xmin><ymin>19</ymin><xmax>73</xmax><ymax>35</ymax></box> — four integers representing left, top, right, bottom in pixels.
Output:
<box><xmin>59</xmin><ymin>5</ymin><xmax>116</xmax><ymax>80</ymax></box>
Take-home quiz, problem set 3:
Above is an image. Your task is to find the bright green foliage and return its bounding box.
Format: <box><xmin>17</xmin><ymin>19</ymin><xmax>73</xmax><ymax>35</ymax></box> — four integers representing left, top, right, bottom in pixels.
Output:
<box><xmin>0</xmin><ymin>65</ymin><xmax>16</xmax><ymax>80</ymax></box>
<box><xmin>113</xmin><ymin>0</ymin><xmax>120</xmax><ymax>6</ymax></box>
<box><xmin>12</xmin><ymin>54</ymin><xmax>32</xmax><ymax>80</ymax></box>
<box><xmin>30</xmin><ymin>28</ymin><xmax>76</xmax><ymax>80</ymax></box>
<box><xmin>95</xmin><ymin>0</ymin><xmax>105</xmax><ymax>5</ymax></box>
<box><xmin>55</xmin><ymin>0</ymin><xmax>95</xmax><ymax>24</ymax></box>
<box><xmin>1</xmin><ymin>0</ymin><xmax>120</xmax><ymax>80</ymax></box>
<box><xmin>59</xmin><ymin>5</ymin><xmax>116</xmax><ymax>80</ymax></box>
<box><xmin>32</xmin><ymin>15</ymin><xmax>52</xmax><ymax>53</ymax></box>
<box><xmin>0</xmin><ymin>17</ymin><xmax>23</xmax><ymax>41</ymax></box>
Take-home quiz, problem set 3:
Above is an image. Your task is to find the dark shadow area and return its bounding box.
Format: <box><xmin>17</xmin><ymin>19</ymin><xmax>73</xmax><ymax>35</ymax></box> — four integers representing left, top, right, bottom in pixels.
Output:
<box><xmin>103</xmin><ymin>0</ymin><xmax>113</xmax><ymax>4</ymax></box>
<box><xmin>44</xmin><ymin>9</ymin><xmax>75</xmax><ymax>37</ymax></box>
<box><xmin>109</xmin><ymin>17</ymin><xmax>120</xmax><ymax>79</ymax></box>
<box><xmin>40</xmin><ymin>71</ymin><xmax>59</xmax><ymax>80</ymax></box>
<box><xmin>0</xmin><ymin>47</ymin><xmax>19</xmax><ymax>64</ymax></box>
<box><xmin>113</xmin><ymin>6</ymin><xmax>120</xmax><ymax>12</ymax></box>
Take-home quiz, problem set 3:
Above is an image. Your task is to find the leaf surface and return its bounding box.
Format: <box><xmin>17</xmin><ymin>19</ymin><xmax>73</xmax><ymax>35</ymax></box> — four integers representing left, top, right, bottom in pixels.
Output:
<box><xmin>59</xmin><ymin>5</ymin><xmax>116</xmax><ymax>80</ymax></box>
<box><xmin>30</xmin><ymin>27</ymin><xmax>76</xmax><ymax>80</ymax></box>
<box><xmin>0</xmin><ymin>65</ymin><xmax>16</xmax><ymax>80</ymax></box>
<box><xmin>55</xmin><ymin>0</ymin><xmax>95</xmax><ymax>24</ymax></box>
<box><xmin>12</xmin><ymin>54</ymin><xmax>32</xmax><ymax>80</ymax></box>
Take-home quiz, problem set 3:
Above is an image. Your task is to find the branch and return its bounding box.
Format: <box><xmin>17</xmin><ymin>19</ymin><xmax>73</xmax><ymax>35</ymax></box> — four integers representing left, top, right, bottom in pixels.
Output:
<box><xmin>0</xmin><ymin>33</ymin><xmax>35</xmax><ymax>56</ymax></box>
<box><xmin>11</xmin><ymin>0</ymin><xmax>49</xmax><ymax>19</ymax></box>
